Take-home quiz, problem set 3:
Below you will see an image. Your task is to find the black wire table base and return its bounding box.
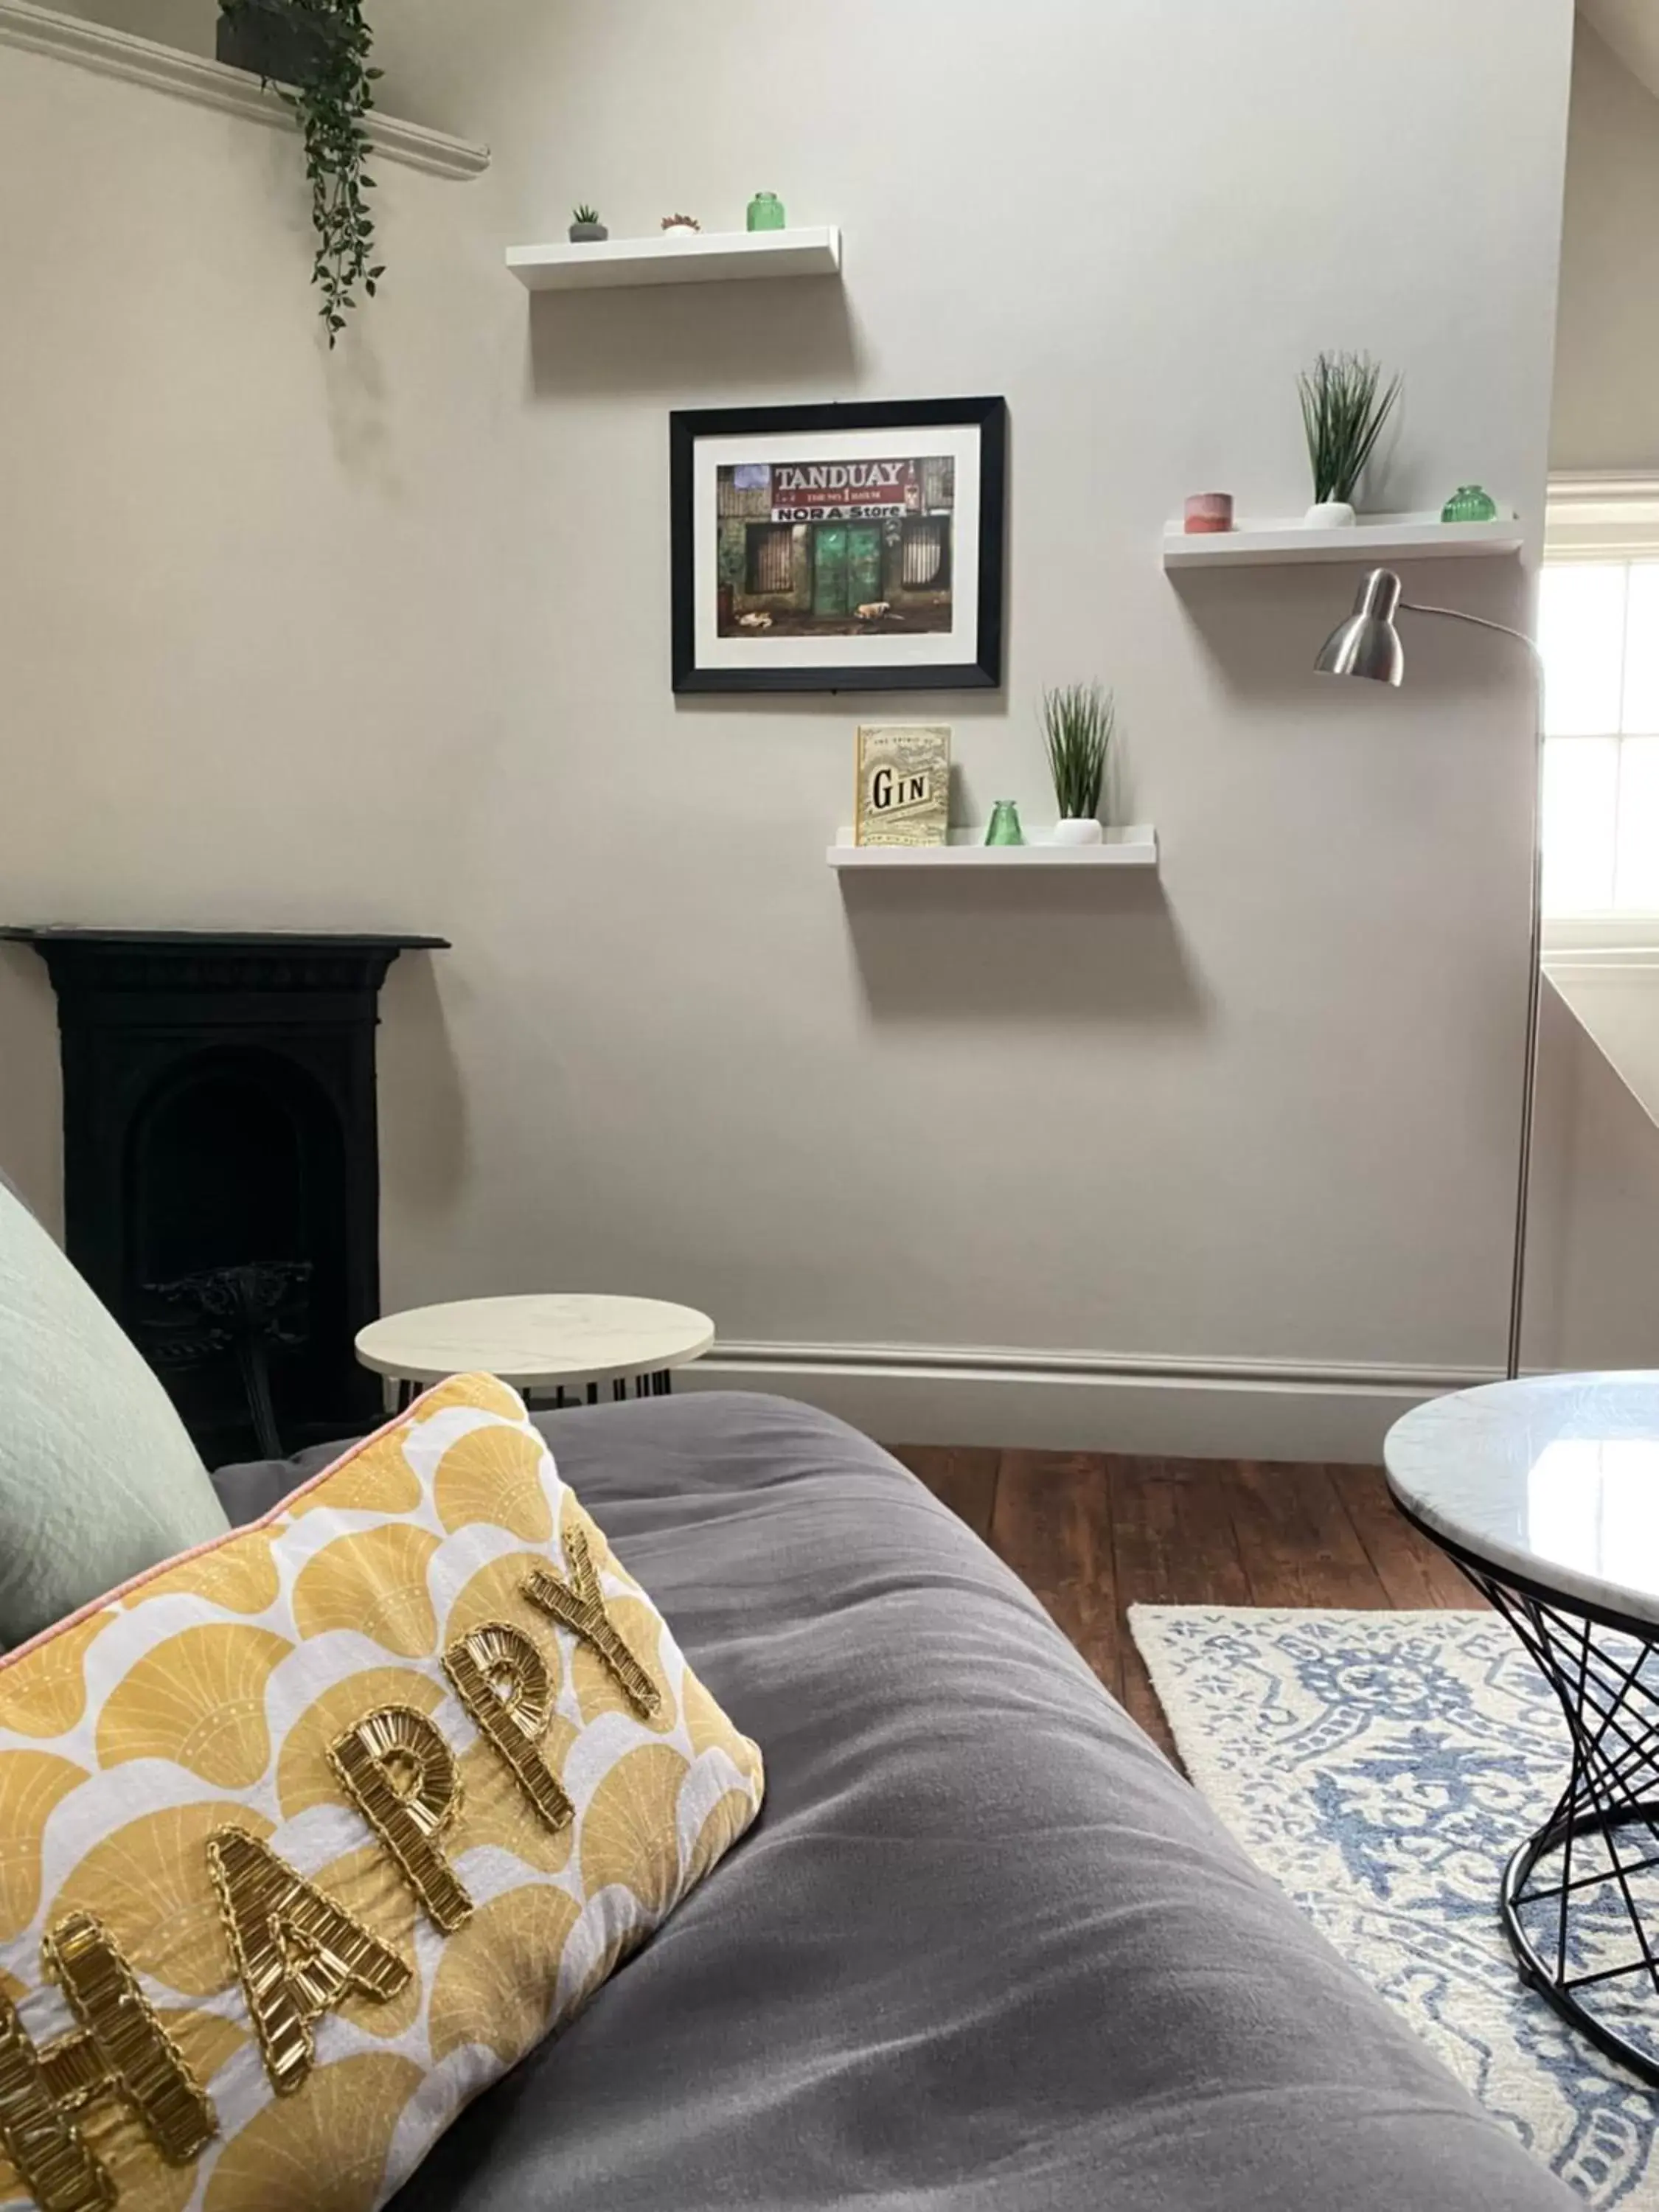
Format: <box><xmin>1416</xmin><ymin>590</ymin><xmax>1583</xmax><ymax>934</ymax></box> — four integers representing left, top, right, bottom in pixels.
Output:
<box><xmin>1447</xmin><ymin>1552</ymin><xmax>1659</xmax><ymax>2085</ymax></box>
<box><xmin>393</xmin><ymin>1371</ymin><xmax>676</xmax><ymax>1413</ymax></box>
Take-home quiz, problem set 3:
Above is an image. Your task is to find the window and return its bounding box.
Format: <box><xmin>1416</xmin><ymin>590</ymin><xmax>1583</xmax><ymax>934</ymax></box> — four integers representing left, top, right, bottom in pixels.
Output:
<box><xmin>900</xmin><ymin>515</ymin><xmax>950</xmax><ymax>590</ymax></box>
<box><xmin>1542</xmin><ymin>479</ymin><xmax>1659</xmax><ymax>916</ymax></box>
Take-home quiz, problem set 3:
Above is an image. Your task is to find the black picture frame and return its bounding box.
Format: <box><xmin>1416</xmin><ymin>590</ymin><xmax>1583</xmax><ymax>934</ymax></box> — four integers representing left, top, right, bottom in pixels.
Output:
<box><xmin>669</xmin><ymin>395</ymin><xmax>1007</xmax><ymax>695</ymax></box>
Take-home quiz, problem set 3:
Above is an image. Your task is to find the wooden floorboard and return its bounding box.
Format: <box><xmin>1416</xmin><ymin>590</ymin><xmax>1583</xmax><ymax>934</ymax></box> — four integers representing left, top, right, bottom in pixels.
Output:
<box><xmin>1106</xmin><ymin>1456</ymin><xmax>1253</xmax><ymax>1761</ymax></box>
<box><xmin>1220</xmin><ymin>1460</ymin><xmax>1391</xmax><ymax>1610</ymax></box>
<box><xmin>886</xmin><ymin>1445</ymin><xmax>999</xmax><ymax>1540</ymax></box>
<box><xmin>891</xmin><ymin>1445</ymin><xmax>1473</xmax><ymax>1766</ymax></box>
<box><xmin>989</xmin><ymin>1450</ymin><xmax>1121</xmax><ymax>1701</ymax></box>
<box><xmin>1329</xmin><ymin>1464</ymin><xmax>1486</xmax><ymax>1610</ymax></box>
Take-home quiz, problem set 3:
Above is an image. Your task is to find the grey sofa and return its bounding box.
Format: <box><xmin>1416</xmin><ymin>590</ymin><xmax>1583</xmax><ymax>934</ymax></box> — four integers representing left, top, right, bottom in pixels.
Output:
<box><xmin>217</xmin><ymin>1391</ymin><xmax>1574</xmax><ymax>2212</ymax></box>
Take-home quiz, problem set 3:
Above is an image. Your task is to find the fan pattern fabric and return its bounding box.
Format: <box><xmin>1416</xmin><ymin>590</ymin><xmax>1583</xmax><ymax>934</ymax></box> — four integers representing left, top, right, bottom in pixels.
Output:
<box><xmin>0</xmin><ymin>1374</ymin><xmax>765</xmax><ymax>2212</ymax></box>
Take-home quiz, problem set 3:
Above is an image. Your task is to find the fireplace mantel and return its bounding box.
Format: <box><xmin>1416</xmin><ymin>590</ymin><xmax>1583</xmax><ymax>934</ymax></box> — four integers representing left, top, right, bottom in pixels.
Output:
<box><xmin>1</xmin><ymin>928</ymin><xmax>450</xmax><ymax>1005</ymax></box>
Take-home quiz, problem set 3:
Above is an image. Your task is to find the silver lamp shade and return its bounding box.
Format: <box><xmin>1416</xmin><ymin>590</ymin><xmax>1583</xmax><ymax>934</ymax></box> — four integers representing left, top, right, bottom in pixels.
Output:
<box><xmin>1315</xmin><ymin>567</ymin><xmax>1405</xmax><ymax>685</ymax></box>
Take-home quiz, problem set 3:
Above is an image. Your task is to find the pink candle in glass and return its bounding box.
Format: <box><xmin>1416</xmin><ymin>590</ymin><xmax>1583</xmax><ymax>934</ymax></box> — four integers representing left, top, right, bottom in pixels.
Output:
<box><xmin>1183</xmin><ymin>493</ymin><xmax>1234</xmax><ymax>535</ymax></box>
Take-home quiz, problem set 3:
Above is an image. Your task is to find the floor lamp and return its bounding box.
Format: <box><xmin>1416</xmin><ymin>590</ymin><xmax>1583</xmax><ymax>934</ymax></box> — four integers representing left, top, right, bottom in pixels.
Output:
<box><xmin>1315</xmin><ymin>567</ymin><xmax>1544</xmax><ymax>1382</ymax></box>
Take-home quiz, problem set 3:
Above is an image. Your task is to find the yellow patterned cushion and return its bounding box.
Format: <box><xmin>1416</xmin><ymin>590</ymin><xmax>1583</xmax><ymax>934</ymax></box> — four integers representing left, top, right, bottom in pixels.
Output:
<box><xmin>0</xmin><ymin>1375</ymin><xmax>765</xmax><ymax>2212</ymax></box>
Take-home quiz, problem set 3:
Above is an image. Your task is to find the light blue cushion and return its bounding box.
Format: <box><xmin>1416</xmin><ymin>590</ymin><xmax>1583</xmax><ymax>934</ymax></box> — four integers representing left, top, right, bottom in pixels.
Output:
<box><xmin>0</xmin><ymin>1180</ymin><xmax>229</xmax><ymax>1646</ymax></box>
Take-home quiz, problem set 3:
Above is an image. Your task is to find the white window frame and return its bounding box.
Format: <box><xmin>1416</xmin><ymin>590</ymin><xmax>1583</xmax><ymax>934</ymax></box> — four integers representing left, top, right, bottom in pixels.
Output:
<box><xmin>1545</xmin><ymin>473</ymin><xmax>1659</xmax><ymax>564</ymax></box>
<box><xmin>1540</xmin><ymin>473</ymin><xmax>1659</xmax><ymax>953</ymax></box>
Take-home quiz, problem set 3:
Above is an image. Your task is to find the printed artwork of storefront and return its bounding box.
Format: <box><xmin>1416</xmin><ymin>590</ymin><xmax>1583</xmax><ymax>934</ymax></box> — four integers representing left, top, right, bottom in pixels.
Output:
<box><xmin>716</xmin><ymin>456</ymin><xmax>955</xmax><ymax>635</ymax></box>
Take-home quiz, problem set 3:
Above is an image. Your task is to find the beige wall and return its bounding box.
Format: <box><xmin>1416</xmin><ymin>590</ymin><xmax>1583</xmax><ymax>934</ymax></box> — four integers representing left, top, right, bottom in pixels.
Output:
<box><xmin>1552</xmin><ymin>20</ymin><xmax>1659</xmax><ymax>472</ymax></box>
<box><xmin>44</xmin><ymin>0</ymin><xmax>216</xmax><ymax>56</ymax></box>
<box><xmin>0</xmin><ymin>1</ymin><xmax>1576</xmax><ymax>1453</ymax></box>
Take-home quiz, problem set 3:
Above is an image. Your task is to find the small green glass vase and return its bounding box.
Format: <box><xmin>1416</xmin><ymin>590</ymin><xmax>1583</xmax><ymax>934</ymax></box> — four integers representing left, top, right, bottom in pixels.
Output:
<box><xmin>1441</xmin><ymin>484</ymin><xmax>1499</xmax><ymax>524</ymax></box>
<box><xmin>984</xmin><ymin>801</ymin><xmax>1024</xmax><ymax>847</ymax></box>
<box><xmin>747</xmin><ymin>191</ymin><xmax>786</xmax><ymax>232</ymax></box>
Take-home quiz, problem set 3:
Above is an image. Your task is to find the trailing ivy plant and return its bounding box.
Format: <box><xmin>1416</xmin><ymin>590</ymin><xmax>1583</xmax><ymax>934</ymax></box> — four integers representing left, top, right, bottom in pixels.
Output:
<box><xmin>223</xmin><ymin>0</ymin><xmax>386</xmax><ymax>345</ymax></box>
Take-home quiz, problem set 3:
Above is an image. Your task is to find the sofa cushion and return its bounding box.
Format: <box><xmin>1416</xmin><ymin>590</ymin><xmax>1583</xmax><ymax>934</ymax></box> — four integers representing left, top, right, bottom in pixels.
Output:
<box><xmin>0</xmin><ymin>1372</ymin><xmax>765</xmax><ymax>2212</ymax></box>
<box><xmin>0</xmin><ymin>1177</ymin><xmax>226</xmax><ymax>1646</ymax></box>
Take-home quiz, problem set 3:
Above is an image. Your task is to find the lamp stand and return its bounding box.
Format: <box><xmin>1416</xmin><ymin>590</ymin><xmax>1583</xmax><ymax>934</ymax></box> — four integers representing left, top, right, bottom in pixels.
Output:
<box><xmin>1399</xmin><ymin>599</ymin><xmax>1545</xmax><ymax>1382</ymax></box>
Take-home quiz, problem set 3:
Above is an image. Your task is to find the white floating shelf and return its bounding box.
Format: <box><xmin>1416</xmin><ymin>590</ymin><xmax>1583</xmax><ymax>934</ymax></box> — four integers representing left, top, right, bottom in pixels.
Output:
<box><xmin>1161</xmin><ymin>510</ymin><xmax>1523</xmax><ymax>570</ymax></box>
<box><xmin>828</xmin><ymin>826</ymin><xmax>1158</xmax><ymax>870</ymax></box>
<box><xmin>507</xmin><ymin>226</ymin><xmax>842</xmax><ymax>292</ymax></box>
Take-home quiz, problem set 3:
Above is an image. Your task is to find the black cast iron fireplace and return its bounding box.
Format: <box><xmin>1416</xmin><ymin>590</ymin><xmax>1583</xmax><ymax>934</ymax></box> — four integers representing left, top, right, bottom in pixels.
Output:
<box><xmin>3</xmin><ymin>929</ymin><xmax>448</xmax><ymax>1466</ymax></box>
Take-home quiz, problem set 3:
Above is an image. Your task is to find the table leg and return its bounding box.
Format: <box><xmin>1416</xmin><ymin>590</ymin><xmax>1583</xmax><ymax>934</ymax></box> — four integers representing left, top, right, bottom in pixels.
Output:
<box><xmin>1455</xmin><ymin>1560</ymin><xmax>1659</xmax><ymax>2085</ymax></box>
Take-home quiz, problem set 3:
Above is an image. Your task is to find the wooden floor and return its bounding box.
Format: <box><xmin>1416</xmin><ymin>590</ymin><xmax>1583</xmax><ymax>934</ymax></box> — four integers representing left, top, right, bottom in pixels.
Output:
<box><xmin>888</xmin><ymin>1447</ymin><xmax>1484</xmax><ymax>1765</ymax></box>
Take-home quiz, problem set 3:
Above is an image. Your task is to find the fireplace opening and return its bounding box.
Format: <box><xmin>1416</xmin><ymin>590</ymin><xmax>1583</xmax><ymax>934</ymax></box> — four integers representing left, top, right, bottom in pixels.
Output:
<box><xmin>126</xmin><ymin>1048</ymin><xmax>349</xmax><ymax>1460</ymax></box>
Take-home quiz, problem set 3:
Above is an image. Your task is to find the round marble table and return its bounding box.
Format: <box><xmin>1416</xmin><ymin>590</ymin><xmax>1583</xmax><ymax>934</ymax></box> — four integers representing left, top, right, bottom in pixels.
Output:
<box><xmin>1386</xmin><ymin>1372</ymin><xmax>1659</xmax><ymax>2083</ymax></box>
<box><xmin>355</xmin><ymin>1295</ymin><xmax>715</xmax><ymax>1409</ymax></box>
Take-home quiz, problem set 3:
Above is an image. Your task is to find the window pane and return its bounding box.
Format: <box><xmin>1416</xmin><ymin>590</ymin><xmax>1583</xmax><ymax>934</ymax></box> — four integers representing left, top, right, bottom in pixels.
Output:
<box><xmin>1623</xmin><ymin>566</ymin><xmax>1659</xmax><ymax>735</ymax></box>
<box><xmin>1540</xmin><ymin>564</ymin><xmax>1628</xmax><ymax>736</ymax></box>
<box><xmin>1543</xmin><ymin>736</ymin><xmax>1618</xmax><ymax>913</ymax></box>
<box><xmin>1615</xmin><ymin>737</ymin><xmax>1659</xmax><ymax>909</ymax></box>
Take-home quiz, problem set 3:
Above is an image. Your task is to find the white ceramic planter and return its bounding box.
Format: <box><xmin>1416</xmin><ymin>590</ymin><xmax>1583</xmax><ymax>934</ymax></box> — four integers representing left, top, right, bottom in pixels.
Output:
<box><xmin>1051</xmin><ymin>818</ymin><xmax>1104</xmax><ymax>846</ymax></box>
<box><xmin>1304</xmin><ymin>500</ymin><xmax>1357</xmax><ymax>528</ymax></box>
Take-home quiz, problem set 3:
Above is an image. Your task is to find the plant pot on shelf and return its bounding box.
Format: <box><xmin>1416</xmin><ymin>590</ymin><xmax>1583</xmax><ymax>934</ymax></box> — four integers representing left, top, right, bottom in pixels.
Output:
<box><xmin>1051</xmin><ymin>818</ymin><xmax>1103</xmax><ymax>846</ymax></box>
<box><xmin>1304</xmin><ymin>501</ymin><xmax>1357</xmax><ymax>528</ymax></box>
<box><xmin>568</xmin><ymin>222</ymin><xmax>608</xmax><ymax>243</ymax></box>
<box><xmin>216</xmin><ymin>0</ymin><xmax>337</xmax><ymax>87</ymax></box>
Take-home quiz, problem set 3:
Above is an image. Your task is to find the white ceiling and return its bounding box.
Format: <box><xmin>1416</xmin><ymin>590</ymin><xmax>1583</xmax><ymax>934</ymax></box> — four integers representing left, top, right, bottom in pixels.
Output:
<box><xmin>1581</xmin><ymin>0</ymin><xmax>1659</xmax><ymax>97</ymax></box>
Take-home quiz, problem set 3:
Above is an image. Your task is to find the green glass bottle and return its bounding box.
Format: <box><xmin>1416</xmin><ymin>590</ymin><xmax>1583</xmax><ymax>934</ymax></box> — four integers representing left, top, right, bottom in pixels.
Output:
<box><xmin>1441</xmin><ymin>484</ymin><xmax>1499</xmax><ymax>524</ymax></box>
<box><xmin>984</xmin><ymin>801</ymin><xmax>1024</xmax><ymax>847</ymax></box>
<box><xmin>747</xmin><ymin>191</ymin><xmax>786</xmax><ymax>232</ymax></box>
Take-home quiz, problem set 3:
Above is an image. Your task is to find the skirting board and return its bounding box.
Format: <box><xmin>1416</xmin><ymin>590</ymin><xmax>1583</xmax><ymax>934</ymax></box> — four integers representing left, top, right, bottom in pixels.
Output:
<box><xmin>682</xmin><ymin>1343</ymin><xmax>1498</xmax><ymax>1462</ymax></box>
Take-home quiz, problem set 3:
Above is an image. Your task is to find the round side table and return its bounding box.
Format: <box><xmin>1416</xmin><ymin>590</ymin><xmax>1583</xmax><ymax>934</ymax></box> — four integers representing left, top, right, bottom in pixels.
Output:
<box><xmin>1386</xmin><ymin>1371</ymin><xmax>1659</xmax><ymax>2084</ymax></box>
<box><xmin>355</xmin><ymin>1294</ymin><xmax>715</xmax><ymax>1411</ymax></box>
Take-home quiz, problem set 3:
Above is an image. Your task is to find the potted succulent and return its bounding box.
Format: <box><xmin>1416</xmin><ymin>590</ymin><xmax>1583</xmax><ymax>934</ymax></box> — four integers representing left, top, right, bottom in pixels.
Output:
<box><xmin>1298</xmin><ymin>352</ymin><xmax>1401</xmax><ymax>526</ymax></box>
<box><xmin>661</xmin><ymin>213</ymin><xmax>703</xmax><ymax>238</ymax></box>
<box><xmin>569</xmin><ymin>204</ymin><xmax>608</xmax><ymax>243</ymax></box>
<box><xmin>1042</xmin><ymin>682</ymin><xmax>1116</xmax><ymax>845</ymax></box>
<box><xmin>218</xmin><ymin>0</ymin><xmax>384</xmax><ymax>345</ymax></box>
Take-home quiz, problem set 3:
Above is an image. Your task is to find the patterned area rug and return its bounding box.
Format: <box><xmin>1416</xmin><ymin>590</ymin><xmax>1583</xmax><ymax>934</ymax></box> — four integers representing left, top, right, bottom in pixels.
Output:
<box><xmin>1130</xmin><ymin>1606</ymin><xmax>1659</xmax><ymax>2209</ymax></box>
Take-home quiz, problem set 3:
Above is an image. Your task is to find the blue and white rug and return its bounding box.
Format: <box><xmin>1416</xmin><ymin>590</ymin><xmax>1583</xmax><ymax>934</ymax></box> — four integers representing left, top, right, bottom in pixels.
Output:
<box><xmin>1130</xmin><ymin>1606</ymin><xmax>1659</xmax><ymax>2208</ymax></box>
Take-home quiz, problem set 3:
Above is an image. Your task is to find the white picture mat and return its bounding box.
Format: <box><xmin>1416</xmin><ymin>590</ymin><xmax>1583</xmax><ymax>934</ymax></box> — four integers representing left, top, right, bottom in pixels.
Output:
<box><xmin>692</xmin><ymin>422</ymin><xmax>984</xmax><ymax>673</ymax></box>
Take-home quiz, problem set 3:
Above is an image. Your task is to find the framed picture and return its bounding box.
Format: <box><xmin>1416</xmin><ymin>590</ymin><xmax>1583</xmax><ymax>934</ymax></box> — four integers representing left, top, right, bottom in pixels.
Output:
<box><xmin>670</xmin><ymin>396</ymin><xmax>1007</xmax><ymax>694</ymax></box>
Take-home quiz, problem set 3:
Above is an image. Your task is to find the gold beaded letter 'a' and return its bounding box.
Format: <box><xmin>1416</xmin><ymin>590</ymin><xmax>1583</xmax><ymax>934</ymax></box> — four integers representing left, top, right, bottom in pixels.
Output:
<box><xmin>206</xmin><ymin>1827</ymin><xmax>411</xmax><ymax>2097</ymax></box>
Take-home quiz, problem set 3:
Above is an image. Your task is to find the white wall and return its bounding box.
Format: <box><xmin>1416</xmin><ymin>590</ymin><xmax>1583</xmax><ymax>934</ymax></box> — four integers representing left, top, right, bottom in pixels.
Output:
<box><xmin>44</xmin><ymin>0</ymin><xmax>216</xmax><ymax>57</ymax></box>
<box><xmin>0</xmin><ymin>1</ymin><xmax>1576</xmax><ymax>1455</ymax></box>
<box><xmin>1528</xmin><ymin>978</ymin><xmax>1659</xmax><ymax>1371</ymax></box>
<box><xmin>1552</xmin><ymin>20</ymin><xmax>1659</xmax><ymax>472</ymax></box>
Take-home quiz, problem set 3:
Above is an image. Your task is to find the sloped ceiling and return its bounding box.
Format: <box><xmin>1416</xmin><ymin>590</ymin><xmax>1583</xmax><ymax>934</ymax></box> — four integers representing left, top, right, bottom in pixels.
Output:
<box><xmin>1581</xmin><ymin>0</ymin><xmax>1659</xmax><ymax>97</ymax></box>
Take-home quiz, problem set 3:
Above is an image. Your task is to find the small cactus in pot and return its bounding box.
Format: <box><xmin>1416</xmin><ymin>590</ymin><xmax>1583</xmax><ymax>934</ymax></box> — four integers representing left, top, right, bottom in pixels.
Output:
<box><xmin>568</xmin><ymin>204</ymin><xmax>608</xmax><ymax>243</ymax></box>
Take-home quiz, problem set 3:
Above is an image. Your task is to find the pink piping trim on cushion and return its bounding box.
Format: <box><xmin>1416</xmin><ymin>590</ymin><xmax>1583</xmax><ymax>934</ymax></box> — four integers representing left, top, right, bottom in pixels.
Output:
<box><xmin>0</xmin><ymin>1375</ymin><xmax>504</xmax><ymax>1674</ymax></box>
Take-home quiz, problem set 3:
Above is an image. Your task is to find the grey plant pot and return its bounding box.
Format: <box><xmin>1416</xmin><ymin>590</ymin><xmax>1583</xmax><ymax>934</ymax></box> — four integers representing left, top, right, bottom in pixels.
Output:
<box><xmin>216</xmin><ymin>0</ymin><xmax>337</xmax><ymax>88</ymax></box>
<box><xmin>568</xmin><ymin>222</ymin><xmax>609</xmax><ymax>243</ymax></box>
